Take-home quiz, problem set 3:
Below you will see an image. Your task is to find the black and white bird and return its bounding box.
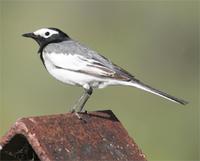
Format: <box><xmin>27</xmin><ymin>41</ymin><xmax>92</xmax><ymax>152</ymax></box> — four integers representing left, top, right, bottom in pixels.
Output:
<box><xmin>22</xmin><ymin>28</ymin><xmax>188</xmax><ymax>116</ymax></box>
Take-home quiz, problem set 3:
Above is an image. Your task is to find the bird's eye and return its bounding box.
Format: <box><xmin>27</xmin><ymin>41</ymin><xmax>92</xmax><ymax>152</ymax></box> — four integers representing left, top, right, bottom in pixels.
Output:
<box><xmin>45</xmin><ymin>32</ymin><xmax>50</xmax><ymax>36</ymax></box>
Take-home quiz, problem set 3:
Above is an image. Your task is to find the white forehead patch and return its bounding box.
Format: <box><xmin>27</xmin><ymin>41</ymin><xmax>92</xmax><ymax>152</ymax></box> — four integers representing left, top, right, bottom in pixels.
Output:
<box><xmin>33</xmin><ymin>28</ymin><xmax>59</xmax><ymax>38</ymax></box>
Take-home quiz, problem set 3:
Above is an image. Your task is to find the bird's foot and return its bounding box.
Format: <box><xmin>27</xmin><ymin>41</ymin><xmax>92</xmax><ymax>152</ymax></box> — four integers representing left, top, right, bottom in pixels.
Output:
<box><xmin>75</xmin><ymin>112</ymin><xmax>82</xmax><ymax>119</ymax></box>
<box><xmin>81</xmin><ymin>110</ymin><xmax>87</xmax><ymax>114</ymax></box>
<box><xmin>71</xmin><ymin>109</ymin><xmax>76</xmax><ymax>113</ymax></box>
<box><xmin>75</xmin><ymin>112</ymin><xmax>87</xmax><ymax>123</ymax></box>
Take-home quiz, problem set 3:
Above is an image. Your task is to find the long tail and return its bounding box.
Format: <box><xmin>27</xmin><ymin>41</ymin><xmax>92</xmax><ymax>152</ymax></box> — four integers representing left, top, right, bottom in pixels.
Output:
<box><xmin>123</xmin><ymin>80</ymin><xmax>188</xmax><ymax>105</ymax></box>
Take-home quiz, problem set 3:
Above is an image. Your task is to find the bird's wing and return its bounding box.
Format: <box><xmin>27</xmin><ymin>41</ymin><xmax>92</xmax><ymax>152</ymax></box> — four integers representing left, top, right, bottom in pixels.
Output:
<box><xmin>44</xmin><ymin>40</ymin><xmax>135</xmax><ymax>81</ymax></box>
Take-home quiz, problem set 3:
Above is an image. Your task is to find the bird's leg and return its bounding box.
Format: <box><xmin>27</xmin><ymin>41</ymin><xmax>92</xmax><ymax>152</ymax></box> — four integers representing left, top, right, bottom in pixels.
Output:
<box><xmin>78</xmin><ymin>87</ymin><xmax>93</xmax><ymax>113</ymax></box>
<box><xmin>71</xmin><ymin>91</ymin><xmax>87</xmax><ymax>113</ymax></box>
<box><xmin>71</xmin><ymin>87</ymin><xmax>93</xmax><ymax>120</ymax></box>
<box><xmin>71</xmin><ymin>86</ymin><xmax>93</xmax><ymax>113</ymax></box>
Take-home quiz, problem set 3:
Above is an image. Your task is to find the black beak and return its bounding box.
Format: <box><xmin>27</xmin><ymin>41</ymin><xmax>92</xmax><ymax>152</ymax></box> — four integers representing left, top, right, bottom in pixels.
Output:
<box><xmin>22</xmin><ymin>32</ymin><xmax>37</xmax><ymax>39</ymax></box>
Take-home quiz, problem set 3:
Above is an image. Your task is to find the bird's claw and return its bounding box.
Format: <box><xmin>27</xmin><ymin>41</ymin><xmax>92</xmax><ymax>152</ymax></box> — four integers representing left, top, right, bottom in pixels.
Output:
<box><xmin>75</xmin><ymin>112</ymin><xmax>82</xmax><ymax>119</ymax></box>
<box><xmin>71</xmin><ymin>109</ymin><xmax>76</xmax><ymax>113</ymax></box>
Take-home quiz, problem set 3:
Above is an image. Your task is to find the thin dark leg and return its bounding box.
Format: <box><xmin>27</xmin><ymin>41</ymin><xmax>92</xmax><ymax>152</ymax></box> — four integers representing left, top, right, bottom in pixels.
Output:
<box><xmin>78</xmin><ymin>88</ymin><xmax>93</xmax><ymax>112</ymax></box>
<box><xmin>71</xmin><ymin>87</ymin><xmax>93</xmax><ymax>113</ymax></box>
<box><xmin>71</xmin><ymin>91</ymin><xmax>87</xmax><ymax>113</ymax></box>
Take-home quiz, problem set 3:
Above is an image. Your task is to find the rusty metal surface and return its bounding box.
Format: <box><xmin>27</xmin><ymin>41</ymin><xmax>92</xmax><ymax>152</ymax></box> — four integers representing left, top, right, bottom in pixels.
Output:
<box><xmin>0</xmin><ymin>110</ymin><xmax>147</xmax><ymax>161</ymax></box>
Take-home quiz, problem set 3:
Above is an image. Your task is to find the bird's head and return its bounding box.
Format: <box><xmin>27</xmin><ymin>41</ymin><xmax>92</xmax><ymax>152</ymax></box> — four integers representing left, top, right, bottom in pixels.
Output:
<box><xmin>22</xmin><ymin>28</ymin><xmax>70</xmax><ymax>53</ymax></box>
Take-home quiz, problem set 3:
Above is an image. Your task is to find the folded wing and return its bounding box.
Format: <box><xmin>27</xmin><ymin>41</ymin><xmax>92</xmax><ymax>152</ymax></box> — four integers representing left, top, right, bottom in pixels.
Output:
<box><xmin>44</xmin><ymin>40</ymin><xmax>135</xmax><ymax>81</ymax></box>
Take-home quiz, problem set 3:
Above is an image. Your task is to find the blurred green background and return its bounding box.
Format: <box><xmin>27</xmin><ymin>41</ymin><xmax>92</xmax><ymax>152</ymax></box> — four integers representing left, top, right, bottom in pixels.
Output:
<box><xmin>0</xmin><ymin>1</ymin><xmax>199</xmax><ymax>160</ymax></box>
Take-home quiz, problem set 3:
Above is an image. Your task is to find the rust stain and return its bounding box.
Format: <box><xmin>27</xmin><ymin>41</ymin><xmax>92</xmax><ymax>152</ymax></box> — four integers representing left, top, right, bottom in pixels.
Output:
<box><xmin>0</xmin><ymin>110</ymin><xmax>147</xmax><ymax>161</ymax></box>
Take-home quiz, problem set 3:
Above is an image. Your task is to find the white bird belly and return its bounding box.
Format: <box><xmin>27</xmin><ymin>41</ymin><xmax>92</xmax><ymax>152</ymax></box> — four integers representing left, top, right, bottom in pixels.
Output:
<box><xmin>43</xmin><ymin>55</ymin><xmax>113</xmax><ymax>88</ymax></box>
